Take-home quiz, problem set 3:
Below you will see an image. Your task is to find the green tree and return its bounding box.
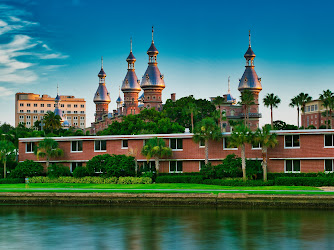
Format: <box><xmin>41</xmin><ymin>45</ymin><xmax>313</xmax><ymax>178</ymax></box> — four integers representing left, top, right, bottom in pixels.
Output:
<box><xmin>263</xmin><ymin>93</ymin><xmax>281</xmax><ymax>129</ymax></box>
<box><xmin>289</xmin><ymin>96</ymin><xmax>301</xmax><ymax>127</ymax></box>
<box><xmin>141</xmin><ymin>137</ymin><xmax>172</xmax><ymax>175</ymax></box>
<box><xmin>240</xmin><ymin>90</ymin><xmax>255</xmax><ymax>127</ymax></box>
<box><xmin>228</xmin><ymin>124</ymin><xmax>253</xmax><ymax>181</ymax></box>
<box><xmin>193</xmin><ymin>117</ymin><xmax>222</xmax><ymax>165</ymax></box>
<box><xmin>213</xmin><ymin>96</ymin><xmax>225</xmax><ymax>131</ymax></box>
<box><xmin>183</xmin><ymin>102</ymin><xmax>198</xmax><ymax>132</ymax></box>
<box><xmin>43</xmin><ymin>111</ymin><xmax>62</xmax><ymax>133</ymax></box>
<box><xmin>0</xmin><ymin>140</ymin><xmax>15</xmax><ymax>178</ymax></box>
<box><xmin>10</xmin><ymin>160</ymin><xmax>43</xmax><ymax>178</ymax></box>
<box><xmin>319</xmin><ymin>90</ymin><xmax>334</xmax><ymax>129</ymax></box>
<box><xmin>34</xmin><ymin>138</ymin><xmax>63</xmax><ymax>168</ymax></box>
<box><xmin>253</xmin><ymin>125</ymin><xmax>278</xmax><ymax>182</ymax></box>
<box><xmin>296</xmin><ymin>92</ymin><xmax>312</xmax><ymax>128</ymax></box>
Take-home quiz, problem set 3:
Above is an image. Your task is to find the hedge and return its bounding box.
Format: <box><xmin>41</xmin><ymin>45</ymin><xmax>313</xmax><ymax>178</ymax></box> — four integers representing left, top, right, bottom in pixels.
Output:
<box><xmin>0</xmin><ymin>178</ymin><xmax>24</xmax><ymax>184</ymax></box>
<box><xmin>275</xmin><ymin>177</ymin><xmax>334</xmax><ymax>186</ymax></box>
<box><xmin>267</xmin><ymin>173</ymin><xmax>318</xmax><ymax>180</ymax></box>
<box><xmin>203</xmin><ymin>179</ymin><xmax>274</xmax><ymax>186</ymax></box>
<box><xmin>158</xmin><ymin>172</ymin><xmax>203</xmax><ymax>176</ymax></box>
<box><xmin>29</xmin><ymin>176</ymin><xmax>152</xmax><ymax>184</ymax></box>
<box><xmin>155</xmin><ymin>175</ymin><xmax>204</xmax><ymax>184</ymax></box>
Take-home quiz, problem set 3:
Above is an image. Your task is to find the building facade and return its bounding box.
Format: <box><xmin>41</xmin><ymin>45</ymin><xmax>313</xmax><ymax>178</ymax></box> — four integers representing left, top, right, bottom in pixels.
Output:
<box><xmin>15</xmin><ymin>93</ymin><xmax>86</xmax><ymax>129</ymax></box>
<box><xmin>301</xmin><ymin>100</ymin><xmax>327</xmax><ymax>128</ymax></box>
<box><xmin>18</xmin><ymin>129</ymin><xmax>334</xmax><ymax>174</ymax></box>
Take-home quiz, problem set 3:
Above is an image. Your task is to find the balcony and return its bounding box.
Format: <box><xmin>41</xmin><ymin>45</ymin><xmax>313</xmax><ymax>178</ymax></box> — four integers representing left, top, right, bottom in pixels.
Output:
<box><xmin>226</xmin><ymin>113</ymin><xmax>262</xmax><ymax>119</ymax></box>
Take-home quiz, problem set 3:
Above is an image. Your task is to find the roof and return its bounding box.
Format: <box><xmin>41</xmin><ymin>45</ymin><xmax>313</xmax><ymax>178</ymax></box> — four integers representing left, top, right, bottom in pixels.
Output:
<box><xmin>98</xmin><ymin>68</ymin><xmax>106</xmax><ymax>77</ymax></box>
<box><xmin>238</xmin><ymin>66</ymin><xmax>262</xmax><ymax>91</ymax></box>
<box><xmin>244</xmin><ymin>46</ymin><xmax>256</xmax><ymax>58</ymax></box>
<box><xmin>147</xmin><ymin>42</ymin><xmax>159</xmax><ymax>54</ymax></box>
<box><xmin>54</xmin><ymin>108</ymin><xmax>63</xmax><ymax>121</ymax></box>
<box><xmin>140</xmin><ymin>64</ymin><xmax>165</xmax><ymax>89</ymax></box>
<box><xmin>93</xmin><ymin>85</ymin><xmax>111</xmax><ymax>103</ymax></box>
<box><xmin>121</xmin><ymin>70</ymin><xmax>141</xmax><ymax>92</ymax></box>
<box><xmin>62</xmin><ymin>120</ymin><xmax>70</xmax><ymax>127</ymax></box>
<box><xmin>126</xmin><ymin>51</ymin><xmax>136</xmax><ymax>61</ymax></box>
<box><xmin>226</xmin><ymin>93</ymin><xmax>236</xmax><ymax>103</ymax></box>
<box><xmin>116</xmin><ymin>95</ymin><xmax>123</xmax><ymax>103</ymax></box>
<box><xmin>55</xmin><ymin>94</ymin><xmax>61</xmax><ymax>102</ymax></box>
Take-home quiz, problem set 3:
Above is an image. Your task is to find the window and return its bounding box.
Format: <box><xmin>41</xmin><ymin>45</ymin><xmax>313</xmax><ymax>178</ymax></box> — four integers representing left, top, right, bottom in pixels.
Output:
<box><xmin>33</xmin><ymin>116</ymin><xmax>38</xmax><ymax>120</ymax></box>
<box><xmin>27</xmin><ymin>110</ymin><xmax>30</xmax><ymax>113</ymax></box>
<box><xmin>71</xmin><ymin>141</ymin><xmax>83</xmax><ymax>152</ymax></box>
<box><xmin>26</xmin><ymin>142</ymin><xmax>35</xmax><ymax>153</ymax></box>
<box><xmin>34</xmin><ymin>110</ymin><xmax>37</xmax><ymax>113</ymax></box>
<box><xmin>47</xmin><ymin>104</ymin><xmax>51</xmax><ymax>107</ymax></box>
<box><xmin>67</xmin><ymin>104</ymin><xmax>71</xmax><ymax>108</ymax></box>
<box><xmin>20</xmin><ymin>103</ymin><xmax>24</xmax><ymax>107</ymax></box>
<box><xmin>26</xmin><ymin>122</ymin><xmax>31</xmax><ymax>125</ymax></box>
<box><xmin>199</xmin><ymin>160</ymin><xmax>206</xmax><ymax>170</ymax></box>
<box><xmin>33</xmin><ymin>104</ymin><xmax>37</xmax><ymax>107</ymax></box>
<box><xmin>27</xmin><ymin>103</ymin><xmax>31</xmax><ymax>107</ymax></box>
<box><xmin>285</xmin><ymin>160</ymin><xmax>301</xmax><ymax>173</ymax></box>
<box><xmin>284</xmin><ymin>135</ymin><xmax>300</xmax><ymax>148</ymax></box>
<box><xmin>252</xmin><ymin>142</ymin><xmax>262</xmax><ymax>149</ymax></box>
<box><xmin>199</xmin><ymin>139</ymin><xmax>205</xmax><ymax>148</ymax></box>
<box><xmin>26</xmin><ymin>115</ymin><xmax>31</xmax><ymax>119</ymax></box>
<box><xmin>68</xmin><ymin>116</ymin><xmax>71</xmax><ymax>120</ymax></box>
<box><xmin>71</xmin><ymin>162</ymin><xmax>82</xmax><ymax>172</ymax></box>
<box><xmin>19</xmin><ymin>116</ymin><xmax>23</xmax><ymax>119</ymax></box>
<box><xmin>311</xmin><ymin>105</ymin><xmax>314</xmax><ymax>111</ymax></box>
<box><xmin>170</xmin><ymin>161</ymin><xmax>183</xmax><ymax>173</ymax></box>
<box><xmin>307</xmin><ymin>106</ymin><xmax>310</xmax><ymax>112</ymax></box>
<box><xmin>74</xmin><ymin>111</ymin><xmax>78</xmax><ymax>114</ymax></box>
<box><xmin>73</xmin><ymin>116</ymin><xmax>78</xmax><ymax>120</ymax></box>
<box><xmin>74</xmin><ymin>104</ymin><xmax>78</xmax><ymax>108</ymax></box>
<box><xmin>80</xmin><ymin>123</ymin><xmax>84</xmax><ymax>126</ymax></box>
<box><xmin>142</xmin><ymin>161</ymin><xmax>156</xmax><ymax>172</ymax></box>
<box><xmin>67</xmin><ymin>111</ymin><xmax>71</xmax><ymax>114</ymax></box>
<box><xmin>315</xmin><ymin>104</ymin><xmax>318</xmax><ymax>111</ymax></box>
<box><xmin>80</xmin><ymin>111</ymin><xmax>85</xmax><ymax>114</ymax></box>
<box><xmin>95</xmin><ymin>140</ymin><xmax>106</xmax><ymax>151</ymax></box>
<box><xmin>20</xmin><ymin>110</ymin><xmax>24</xmax><ymax>113</ymax></box>
<box><xmin>122</xmin><ymin>140</ymin><xmax>128</xmax><ymax>148</ymax></box>
<box><xmin>325</xmin><ymin>134</ymin><xmax>334</xmax><ymax>147</ymax></box>
<box><xmin>41</xmin><ymin>104</ymin><xmax>44</xmax><ymax>107</ymax></box>
<box><xmin>81</xmin><ymin>105</ymin><xmax>85</xmax><ymax>108</ymax></box>
<box><xmin>40</xmin><ymin>110</ymin><xmax>44</xmax><ymax>113</ymax></box>
<box><xmin>170</xmin><ymin>138</ymin><xmax>183</xmax><ymax>150</ymax></box>
<box><xmin>61</xmin><ymin>104</ymin><xmax>64</xmax><ymax>107</ymax></box>
<box><xmin>223</xmin><ymin>137</ymin><xmax>237</xmax><ymax>150</ymax></box>
<box><xmin>325</xmin><ymin>160</ymin><xmax>334</xmax><ymax>172</ymax></box>
<box><xmin>80</xmin><ymin>117</ymin><xmax>84</xmax><ymax>120</ymax></box>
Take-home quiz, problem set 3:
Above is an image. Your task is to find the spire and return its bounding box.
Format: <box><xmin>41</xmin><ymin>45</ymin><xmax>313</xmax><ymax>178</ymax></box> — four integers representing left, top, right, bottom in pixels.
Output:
<box><xmin>228</xmin><ymin>76</ymin><xmax>231</xmax><ymax>94</ymax></box>
<box><xmin>152</xmin><ymin>25</ymin><xmax>154</xmax><ymax>43</ymax></box>
<box><xmin>57</xmin><ymin>83</ymin><xmax>59</xmax><ymax>95</ymax></box>
<box><xmin>98</xmin><ymin>57</ymin><xmax>106</xmax><ymax>78</ymax></box>
<box><xmin>249</xmin><ymin>30</ymin><xmax>251</xmax><ymax>47</ymax></box>
<box><xmin>130</xmin><ymin>37</ymin><xmax>132</xmax><ymax>52</ymax></box>
<box><xmin>101</xmin><ymin>56</ymin><xmax>103</xmax><ymax>68</ymax></box>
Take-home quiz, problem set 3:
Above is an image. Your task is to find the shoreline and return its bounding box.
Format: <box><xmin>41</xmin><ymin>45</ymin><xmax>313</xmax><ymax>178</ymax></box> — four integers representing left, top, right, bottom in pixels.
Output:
<box><xmin>1</xmin><ymin>192</ymin><xmax>334</xmax><ymax>208</ymax></box>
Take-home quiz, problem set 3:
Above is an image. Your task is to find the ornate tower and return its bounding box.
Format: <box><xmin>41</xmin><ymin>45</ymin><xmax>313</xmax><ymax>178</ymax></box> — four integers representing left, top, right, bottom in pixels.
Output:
<box><xmin>140</xmin><ymin>27</ymin><xmax>165</xmax><ymax>111</ymax></box>
<box><xmin>116</xmin><ymin>87</ymin><xmax>123</xmax><ymax>115</ymax></box>
<box><xmin>54</xmin><ymin>84</ymin><xmax>64</xmax><ymax>123</ymax></box>
<box><xmin>121</xmin><ymin>38</ymin><xmax>141</xmax><ymax>115</ymax></box>
<box><xmin>93</xmin><ymin>57</ymin><xmax>111</xmax><ymax>122</ymax></box>
<box><xmin>238</xmin><ymin>31</ymin><xmax>262</xmax><ymax>129</ymax></box>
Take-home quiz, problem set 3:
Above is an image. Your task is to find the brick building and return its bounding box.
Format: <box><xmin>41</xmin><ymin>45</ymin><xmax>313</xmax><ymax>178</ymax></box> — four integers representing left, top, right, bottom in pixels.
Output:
<box><xmin>301</xmin><ymin>99</ymin><xmax>328</xmax><ymax>128</ymax></box>
<box><xmin>18</xmin><ymin>129</ymin><xmax>334</xmax><ymax>174</ymax></box>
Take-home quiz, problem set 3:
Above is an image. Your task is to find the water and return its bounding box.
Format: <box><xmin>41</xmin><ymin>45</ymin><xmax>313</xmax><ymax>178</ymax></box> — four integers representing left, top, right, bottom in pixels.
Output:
<box><xmin>0</xmin><ymin>206</ymin><xmax>333</xmax><ymax>250</ymax></box>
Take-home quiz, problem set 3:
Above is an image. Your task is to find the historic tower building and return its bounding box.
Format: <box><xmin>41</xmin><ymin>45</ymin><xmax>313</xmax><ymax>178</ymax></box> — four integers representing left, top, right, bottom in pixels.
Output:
<box><xmin>93</xmin><ymin>58</ymin><xmax>111</xmax><ymax>122</ymax></box>
<box><xmin>140</xmin><ymin>27</ymin><xmax>165</xmax><ymax>111</ymax></box>
<box><xmin>238</xmin><ymin>31</ymin><xmax>262</xmax><ymax>130</ymax></box>
<box><xmin>121</xmin><ymin>39</ymin><xmax>141</xmax><ymax>115</ymax></box>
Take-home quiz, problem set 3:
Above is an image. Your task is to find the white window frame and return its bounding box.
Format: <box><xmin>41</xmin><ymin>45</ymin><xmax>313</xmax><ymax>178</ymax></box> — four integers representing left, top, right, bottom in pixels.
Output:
<box><xmin>324</xmin><ymin>134</ymin><xmax>334</xmax><ymax>148</ymax></box>
<box><xmin>26</xmin><ymin>142</ymin><xmax>35</xmax><ymax>153</ymax></box>
<box><xmin>122</xmin><ymin>139</ymin><xmax>128</xmax><ymax>149</ymax></box>
<box><xmin>71</xmin><ymin>141</ymin><xmax>83</xmax><ymax>152</ymax></box>
<box><xmin>94</xmin><ymin>140</ymin><xmax>106</xmax><ymax>152</ymax></box>
<box><xmin>199</xmin><ymin>160</ymin><xmax>205</xmax><ymax>170</ymax></box>
<box><xmin>252</xmin><ymin>142</ymin><xmax>262</xmax><ymax>150</ymax></box>
<box><xmin>324</xmin><ymin>159</ymin><xmax>334</xmax><ymax>173</ymax></box>
<box><xmin>284</xmin><ymin>159</ymin><xmax>301</xmax><ymax>173</ymax></box>
<box><xmin>169</xmin><ymin>161</ymin><xmax>183</xmax><ymax>173</ymax></box>
<box><xmin>223</xmin><ymin>137</ymin><xmax>238</xmax><ymax>150</ymax></box>
<box><xmin>199</xmin><ymin>139</ymin><xmax>205</xmax><ymax>148</ymax></box>
<box><xmin>284</xmin><ymin>135</ymin><xmax>300</xmax><ymax>149</ymax></box>
<box><xmin>170</xmin><ymin>138</ymin><xmax>183</xmax><ymax>151</ymax></box>
<box><xmin>71</xmin><ymin>162</ymin><xmax>83</xmax><ymax>172</ymax></box>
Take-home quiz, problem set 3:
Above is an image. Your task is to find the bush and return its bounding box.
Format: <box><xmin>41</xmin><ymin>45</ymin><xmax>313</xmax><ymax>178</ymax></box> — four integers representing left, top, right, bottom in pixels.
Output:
<box><xmin>203</xmin><ymin>179</ymin><xmax>274</xmax><ymax>186</ymax></box>
<box><xmin>10</xmin><ymin>160</ymin><xmax>44</xmax><ymax>178</ymax></box>
<box><xmin>117</xmin><ymin>177</ymin><xmax>152</xmax><ymax>184</ymax></box>
<box><xmin>200</xmin><ymin>163</ymin><xmax>216</xmax><ymax>179</ymax></box>
<box><xmin>246</xmin><ymin>160</ymin><xmax>263</xmax><ymax>180</ymax></box>
<box><xmin>267</xmin><ymin>173</ymin><xmax>318</xmax><ymax>180</ymax></box>
<box><xmin>47</xmin><ymin>164</ymin><xmax>72</xmax><ymax>178</ymax></box>
<box><xmin>158</xmin><ymin>172</ymin><xmax>203</xmax><ymax>176</ymax></box>
<box><xmin>72</xmin><ymin>166</ymin><xmax>89</xmax><ymax>178</ymax></box>
<box><xmin>275</xmin><ymin>177</ymin><xmax>334</xmax><ymax>186</ymax></box>
<box><xmin>0</xmin><ymin>178</ymin><xmax>24</xmax><ymax>184</ymax></box>
<box><xmin>155</xmin><ymin>175</ymin><xmax>204</xmax><ymax>183</ymax></box>
<box><xmin>29</xmin><ymin>176</ymin><xmax>118</xmax><ymax>184</ymax></box>
<box><xmin>86</xmin><ymin>154</ymin><xmax>112</xmax><ymax>176</ymax></box>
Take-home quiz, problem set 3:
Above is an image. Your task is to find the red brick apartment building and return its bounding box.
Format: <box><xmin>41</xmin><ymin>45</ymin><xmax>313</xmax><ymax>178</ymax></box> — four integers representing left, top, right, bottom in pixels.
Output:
<box><xmin>18</xmin><ymin>129</ymin><xmax>334</xmax><ymax>174</ymax></box>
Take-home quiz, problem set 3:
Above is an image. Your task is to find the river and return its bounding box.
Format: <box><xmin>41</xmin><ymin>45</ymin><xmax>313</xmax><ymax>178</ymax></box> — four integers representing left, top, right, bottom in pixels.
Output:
<box><xmin>0</xmin><ymin>206</ymin><xmax>333</xmax><ymax>249</ymax></box>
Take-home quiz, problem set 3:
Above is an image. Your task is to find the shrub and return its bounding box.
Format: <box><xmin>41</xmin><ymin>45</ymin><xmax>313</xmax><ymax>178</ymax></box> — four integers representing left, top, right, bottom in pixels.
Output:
<box><xmin>117</xmin><ymin>177</ymin><xmax>152</xmax><ymax>184</ymax></box>
<box><xmin>200</xmin><ymin>163</ymin><xmax>216</xmax><ymax>179</ymax></box>
<box><xmin>0</xmin><ymin>178</ymin><xmax>24</xmax><ymax>184</ymax></box>
<box><xmin>29</xmin><ymin>176</ymin><xmax>118</xmax><ymax>184</ymax></box>
<box><xmin>47</xmin><ymin>164</ymin><xmax>72</xmax><ymax>178</ymax></box>
<box><xmin>203</xmin><ymin>179</ymin><xmax>274</xmax><ymax>186</ymax></box>
<box><xmin>246</xmin><ymin>160</ymin><xmax>263</xmax><ymax>180</ymax></box>
<box><xmin>319</xmin><ymin>125</ymin><xmax>327</xmax><ymax>129</ymax></box>
<box><xmin>10</xmin><ymin>160</ymin><xmax>44</xmax><ymax>178</ymax></box>
<box><xmin>158</xmin><ymin>172</ymin><xmax>203</xmax><ymax>176</ymax></box>
<box><xmin>275</xmin><ymin>177</ymin><xmax>334</xmax><ymax>186</ymax></box>
<box><xmin>72</xmin><ymin>166</ymin><xmax>89</xmax><ymax>178</ymax></box>
<box><xmin>86</xmin><ymin>154</ymin><xmax>112</xmax><ymax>176</ymax></box>
<box><xmin>155</xmin><ymin>175</ymin><xmax>204</xmax><ymax>183</ymax></box>
<box><xmin>267</xmin><ymin>173</ymin><xmax>318</xmax><ymax>180</ymax></box>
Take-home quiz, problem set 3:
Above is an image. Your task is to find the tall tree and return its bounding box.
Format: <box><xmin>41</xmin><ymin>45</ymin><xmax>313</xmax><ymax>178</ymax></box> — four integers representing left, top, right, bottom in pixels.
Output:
<box><xmin>213</xmin><ymin>96</ymin><xmax>225</xmax><ymax>131</ymax></box>
<box><xmin>183</xmin><ymin>102</ymin><xmax>198</xmax><ymax>132</ymax></box>
<box><xmin>228</xmin><ymin>124</ymin><xmax>253</xmax><ymax>181</ymax></box>
<box><xmin>34</xmin><ymin>138</ymin><xmax>63</xmax><ymax>168</ymax></box>
<box><xmin>240</xmin><ymin>90</ymin><xmax>255</xmax><ymax>127</ymax></box>
<box><xmin>296</xmin><ymin>92</ymin><xmax>312</xmax><ymax>128</ymax></box>
<box><xmin>319</xmin><ymin>90</ymin><xmax>333</xmax><ymax>129</ymax></box>
<box><xmin>0</xmin><ymin>140</ymin><xmax>15</xmax><ymax>178</ymax></box>
<box><xmin>43</xmin><ymin>111</ymin><xmax>62</xmax><ymax>133</ymax></box>
<box><xmin>289</xmin><ymin>96</ymin><xmax>301</xmax><ymax>128</ymax></box>
<box><xmin>253</xmin><ymin>125</ymin><xmax>278</xmax><ymax>182</ymax></box>
<box><xmin>263</xmin><ymin>93</ymin><xmax>281</xmax><ymax>129</ymax></box>
<box><xmin>141</xmin><ymin>137</ymin><xmax>172</xmax><ymax>175</ymax></box>
<box><xmin>193</xmin><ymin>117</ymin><xmax>222</xmax><ymax>165</ymax></box>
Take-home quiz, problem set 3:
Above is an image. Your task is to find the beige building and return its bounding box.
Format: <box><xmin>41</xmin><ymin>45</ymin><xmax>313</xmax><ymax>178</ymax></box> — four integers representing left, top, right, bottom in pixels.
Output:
<box><xmin>15</xmin><ymin>93</ymin><xmax>86</xmax><ymax>129</ymax></box>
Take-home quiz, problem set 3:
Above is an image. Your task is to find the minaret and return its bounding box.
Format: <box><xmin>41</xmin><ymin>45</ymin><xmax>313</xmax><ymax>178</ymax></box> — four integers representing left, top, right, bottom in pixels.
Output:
<box><xmin>121</xmin><ymin>38</ymin><xmax>141</xmax><ymax>115</ymax></box>
<box><xmin>54</xmin><ymin>84</ymin><xmax>64</xmax><ymax>123</ymax></box>
<box><xmin>224</xmin><ymin>76</ymin><xmax>236</xmax><ymax>104</ymax></box>
<box><xmin>238</xmin><ymin>31</ymin><xmax>262</xmax><ymax>129</ymax></box>
<box><xmin>116</xmin><ymin>86</ymin><xmax>123</xmax><ymax>115</ymax></box>
<box><xmin>93</xmin><ymin>57</ymin><xmax>111</xmax><ymax>122</ymax></box>
<box><xmin>140</xmin><ymin>26</ymin><xmax>165</xmax><ymax>111</ymax></box>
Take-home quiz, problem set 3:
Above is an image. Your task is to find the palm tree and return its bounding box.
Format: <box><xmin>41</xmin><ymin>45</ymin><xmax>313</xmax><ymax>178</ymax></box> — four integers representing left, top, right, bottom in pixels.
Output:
<box><xmin>319</xmin><ymin>90</ymin><xmax>333</xmax><ymax>129</ymax></box>
<box><xmin>184</xmin><ymin>102</ymin><xmax>198</xmax><ymax>132</ymax></box>
<box><xmin>240</xmin><ymin>90</ymin><xmax>255</xmax><ymax>127</ymax></box>
<box><xmin>253</xmin><ymin>125</ymin><xmax>278</xmax><ymax>182</ymax></box>
<box><xmin>289</xmin><ymin>96</ymin><xmax>301</xmax><ymax>128</ymax></box>
<box><xmin>296</xmin><ymin>93</ymin><xmax>312</xmax><ymax>128</ymax></box>
<box><xmin>0</xmin><ymin>140</ymin><xmax>15</xmax><ymax>178</ymax></box>
<box><xmin>34</xmin><ymin>138</ymin><xmax>63</xmax><ymax>168</ymax></box>
<box><xmin>228</xmin><ymin>124</ymin><xmax>253</xmax><ymax>181</ymax></box>
<box><xmin>141</xmin><ymin>137</ymin><xmax>172</xmax><ymax>175</ymax></box>
<box><xmin>193</xmin><ymin>117</ymin><xmax>222</xmax><ymax>165</ymax></box>
<box><xmin>263</xmin><ymin>93</ymin><xmax>281</xmax><ymax>129</ymax></box>
<box><xmin>43</xmin><ymin>111</ymin><xmax>62</xmax><ymax>133</ymax></box>
<box><xmin>213</xmin><ymin>96</ymin><xmax>225</xmax><ymax>131</ymax></box>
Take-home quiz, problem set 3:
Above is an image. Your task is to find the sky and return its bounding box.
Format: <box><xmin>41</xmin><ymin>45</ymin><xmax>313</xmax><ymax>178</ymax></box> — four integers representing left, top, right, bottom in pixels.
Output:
<box><xmin>1</xmin><ymin>0</ymin><xmax>334</xmax><ymax>127</ymax></box>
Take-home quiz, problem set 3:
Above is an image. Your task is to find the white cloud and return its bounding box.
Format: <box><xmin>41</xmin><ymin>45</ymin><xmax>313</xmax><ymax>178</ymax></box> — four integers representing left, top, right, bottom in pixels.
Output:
<box><xmin>0</xmin><ymin>86</ymin><xmax>14</xmax><ymax>97</ymax></box>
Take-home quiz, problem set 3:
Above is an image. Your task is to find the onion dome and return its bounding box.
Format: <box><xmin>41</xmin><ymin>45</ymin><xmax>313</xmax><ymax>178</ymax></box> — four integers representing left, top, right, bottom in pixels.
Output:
<box><xmin>127</xmin><ymin>51</ymin><xmax>136</xmax><ymax>62</ymax></box>
<box><xmin>147</xmin><ymin>42</ymin><xmax>159</xmax><ymax>55</ymax></box>
<box><xmin>116</xmin><ymin>95</ymin><xmax>123</xmax><ymax>103</ymax></box>
<box><xmin>55</xmin><ymin>94</ymin><xmax>61</xmax><ymax>102</ymax></box>
<box><xmin>244</xmin><ymin>46</ymin><xmax>256</xmax><ymax>58</ymax></box>
<box><xmin>94</xmin><ymin>57</ymin><xmax>111</xmax><ymax>104</ymax></box>
<box><xmin>98</xmin><ymin>68</ymin><xmax>106</xmax><ymax>77</ymax></box>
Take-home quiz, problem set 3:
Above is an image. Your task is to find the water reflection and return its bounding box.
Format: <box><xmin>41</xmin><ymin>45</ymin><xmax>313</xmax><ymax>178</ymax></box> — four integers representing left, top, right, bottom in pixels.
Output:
<box><xmin>0</xmin><ymin>206</ymin><xmax>334</xmax><ymax>249</ymax></box>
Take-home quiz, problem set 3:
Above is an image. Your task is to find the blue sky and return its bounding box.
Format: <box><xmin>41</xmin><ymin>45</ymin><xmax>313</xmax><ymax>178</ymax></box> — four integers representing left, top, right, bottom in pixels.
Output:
<box><xmin>1</xmin><ymin>0</ymin><xmax>334</xmax><ymax>126</ymax></box>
